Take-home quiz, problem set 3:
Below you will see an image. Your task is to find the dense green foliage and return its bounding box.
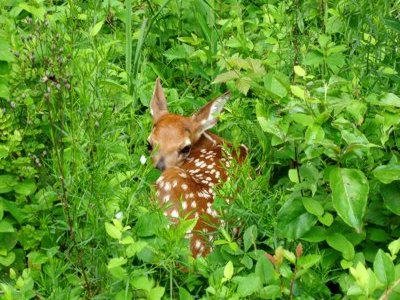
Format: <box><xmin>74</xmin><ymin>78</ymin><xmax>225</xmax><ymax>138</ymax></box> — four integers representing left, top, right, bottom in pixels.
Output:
<box><xmin>1</xmin><ymin>0</ymin><xmax>400</xmax><ymax>299</ymax></box>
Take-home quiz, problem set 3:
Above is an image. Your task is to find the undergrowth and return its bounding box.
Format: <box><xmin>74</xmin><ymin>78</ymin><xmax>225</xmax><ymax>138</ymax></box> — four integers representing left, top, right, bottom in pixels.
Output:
<box><xmin>0</xmin><ymin>0</ymin><xmax>400</xmax><ymax>299</ymax></box>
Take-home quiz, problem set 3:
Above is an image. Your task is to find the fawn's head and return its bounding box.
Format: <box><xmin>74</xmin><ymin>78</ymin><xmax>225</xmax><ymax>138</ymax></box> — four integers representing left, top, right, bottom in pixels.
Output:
<box><xmin>148</xmin><ymin>78</ymin><xmax>230</xmax><ymax>171</ymax></box>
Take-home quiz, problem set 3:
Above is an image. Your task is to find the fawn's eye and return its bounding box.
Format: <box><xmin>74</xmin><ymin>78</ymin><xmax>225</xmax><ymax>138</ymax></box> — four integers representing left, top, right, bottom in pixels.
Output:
<box><xmin>179</xmin><ymin>145</ymin><xmax>191</xmax><ymax>156</ymax></box>
<box><xmin>147</xmin><ymin>141</ymin><xmax>153</xmax><ymax>152</ymax></box>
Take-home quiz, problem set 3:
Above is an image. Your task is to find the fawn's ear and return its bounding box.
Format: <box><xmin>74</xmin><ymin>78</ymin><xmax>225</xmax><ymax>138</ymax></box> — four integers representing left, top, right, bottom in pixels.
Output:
<box><xmin>192</xmin><ymin>91</ymin><xmax>230</xmax><ymax>134</ymax></box>
<box><xmin>150</xmin><ymin>78</ymin><xmax>168</xmax><ymax>122</ymax></box>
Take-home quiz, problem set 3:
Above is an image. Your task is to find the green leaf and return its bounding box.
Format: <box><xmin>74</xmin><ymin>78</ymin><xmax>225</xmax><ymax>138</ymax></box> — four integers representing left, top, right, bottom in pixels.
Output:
<box><xmin>224</xmin><ymin>261</ymin><xmax>234</xmax><ymax>280</ymax></box>
<box><xmin>330</xmin><ymin>168</ymin><xmax>369</xmax><ymax>233</ymax></box>
<box><xmin>288</xmin><ymin>169</ymin><xmax>299</xmax><ymax>183</ymax></box>
<box><xmin>131</xmin><ymin>276</ymin><xmax>154</xmax><ymax>292</ymax></box>
<box><xmin>326</xmin><ymin>233</ymin><xmax>355</xmax><ymax>260</ymax></box>
<box><xmin>302</xmin><ymin>197</ymin><xmax>324</xmax><ymax>217</ymax></box>
<box><xmin>384</xmin><ymin>17</ymin><xmax>400</xmax><ymax>32</ymax></box>
<box><xmin>388</xmin><ymin>238</ymin><xmax>400</xmax><ymax>258</ymax></box>
<box><xmin>105</xmin><ymin>222</ymin><xmax>121</xmax><ymax>240</ymax></box>
<box><xmin>303</xmin><ymin>50</ymin><xmax>323</xmax><ymax>65</ymax></box>
<box><xmin>373</xmin><ymin>249</ymin><xmax>395</xmax><ymax>285</ymax></box>
<box><xmin>0</xmin><ymin>175</ymin><xmax>17</xmax><ymax>194</ymax></box>
<box><xmin>149</xmin><ymin>286</ymin><xmax>165</xmax><ymax>300</ymax></box>
<box><xmin>318</xmin><ymin>212</ymin><xmax>334</xmax><ymax>226</ymax></box>
<box><xmin>0</xmin><ymin>220</ymin><xmax>15</xmax><ymax>233</ymax></box>
<box><xmin>301</xmin><ymin>226</ymin><xmax>326</xmax><ymax>242</ymax></box>
<box><xmin>243</xmin><ymin>225</ymin><xmax>257</xmax><ymax>252</ymax></box>
<box><xmin>179</xmin><ymin>287</ymin><xmax>193</xmax><ymax>300</ymax></box>
<box><xmin>163</xmin><ymin>44</ymin><xmax>193</xmax><ymax>60</ymax></box>
<box><xmin>212</xmin><ymin>70</ymin><xmax>239</xmax><ymax>84</ymax></box>
<box><xmin>290</xmin><ymin>85</ymin><xmax>308</xmax><ymax>100</ymax></box>
<box><xmin>90</xmin><ymin>21</ymin><xmax>104</xmax><ymax>36</ymax></box>
<box><xmin>0</xmin><ymin>251</ymin><xmax>15</xmax><ymax>266</ymax></box>
<box><xmin>0</xmin><ymin>37</ymin><xmax>14</xmax><ymax>62</ymax></box>
<box><xmin>294</xmin><ymin>65</ymin><xmax>306</xmax><ymax>77</ymax></box>
<box><xmin>126</xmin><ymin>241</ymin><xmax>147</xmax><ymax>258</ymax></box>
<box><xmin>234</xmin><ymin>275</ymin><xmax>262</xmax><ymax>297</ymax></box>
<box><xmin>373</xmin><ymin>165</ymin><xmax>400</xmax><ymax>184</ymax></box>
<box><xmin>380</xmin><ymin>93</ymin><xmax>400</xmax><ymax>107</ymax></box>
<box><xmin>381</xmin><ymin>182</ymin><xmax>400</xmax><ymax>215</ymax></box>
<box><xmin>297</xmin><ymin>254</ymin><xmax>322</xmax><ymax>269</ymax></box>
<box><xmin>108</xmin><ymin>257</ymin><xmax>127</xmax><ymax>271</ymax></box>
<box><xmin>305</xmin><ymin>124</ymin><xmax>325</xmax><ymax>144</ymax></box>
<box><xmin>264</xmin><ymin>73</ymin><xmax>288</xmax><ymax>99</ymax></box>
<box><xmin>255</xmin><ymin>255</ymin><xmax>276</xmax><ymax>285</ymax></box>
<box><xmin>277</xmin><ymin>198</ymin><xmax>317</xmax><ymax>240</ymax></box>
<box><xmin>14</xmin><ymin>179</ymin><xmax>37</xmax><ymax>196</ymax></box>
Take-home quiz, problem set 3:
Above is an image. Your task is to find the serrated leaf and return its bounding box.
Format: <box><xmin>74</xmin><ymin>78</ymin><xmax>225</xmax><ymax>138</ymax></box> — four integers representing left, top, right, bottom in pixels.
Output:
<box><xmin>235</xmin><ymin>77</ymin><xmax>251</xmax><ymax>95</ymax></box>
<box><xmin>330</xmin><ymin>168</ymin><xmax>369</xmax><ymax>233</ymax></box>
<box><xmin>327</xmin><ymin>233</ymin><xmax>355</xmax><ymax>260</ymax></box>
<box><xmin>163</xmin><ymin>45</ymin><xmax>193</xmax><ymax>60</ymax></box>
<box><xmin>373</xmin><ymin>249</ymin><xmax>395</xmax><ymax>285</ymax></box>
<box><xmin>212</xmin><ymin>70</ymin><xmax>239</xmax><ymax>84</ymax></box>
<box><xmin>105</xmin><ymin>222</ymin><xmax>121</xmax><ymax>240</ymax></box>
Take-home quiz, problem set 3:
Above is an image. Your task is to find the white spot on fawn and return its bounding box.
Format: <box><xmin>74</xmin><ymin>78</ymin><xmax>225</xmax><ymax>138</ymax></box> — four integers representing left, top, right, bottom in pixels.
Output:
<box><xmin>182</xmin><ymin>201</ymin><xmax>187</xmax><ymax>210</ymax></box>
<box><xmin>172</xmin><ymin>180</ymin><xmax>178</xmax><ymax>188</ymax></box>
<box><xmin>191</xmin><ymin>201</ymin><xmax>197</xmax><ymax>208</ymax></box>
<box><xmin>181</xmin><ymin>183</ymin><xmax>188</xmax><ymax>190</ymax></box>
<box><xmin>163</xmin><ymin>195</ymin><xmax>170</xmax><ymax>203</ymax></box>
<box><xmin>164</xmin><ymin>182</ymin><xmax>171</xmax><ymax>191</ymax></box>
<box><xmin>195</xmin><ymin>240</ymin><xmax>202</xmax><ymax>249</ymax></box>
<box><xmin>171</xmin><ymin>209</ymin><xmax>179</xmax><ymax>218</ymax></box>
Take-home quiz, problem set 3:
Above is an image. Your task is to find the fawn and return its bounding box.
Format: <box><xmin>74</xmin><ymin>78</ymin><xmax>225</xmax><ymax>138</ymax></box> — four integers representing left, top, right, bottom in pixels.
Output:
<box><xmin>148</xmin><ymin>78</ymin><xmax>247</xmax><ymax>257</ymax></box>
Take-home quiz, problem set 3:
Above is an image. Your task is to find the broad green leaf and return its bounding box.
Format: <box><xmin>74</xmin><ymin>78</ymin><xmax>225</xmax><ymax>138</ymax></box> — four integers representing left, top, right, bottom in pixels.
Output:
<box><xmin>388</xmin><ymin>238</ymin><xmax>400</xmax><ymax>258</ymax></box>
<box><xmin>90</xmin><ymin>21</ymin><xmax>104</xmax><ymax>36</ymax></box>
<box><xmin>297</xmin><ymin>254</ymin><xmax>321</xmax><ymax>269</ymax></box>
<box><xmin>373</xmin><ymin>165</ymin><xmax>400</xmax><ymax>184</ymax></box>
<box><xmin>0</xmin><ymin>175</ymin><xmax>17</xmax><ymax>194</ymax></box>
<box><xmin>302</xmin><ymin>198</ymin><xmax>324</xmax><ymax>217</ymax></box>
<box><xmin>326</xmin><ymin>233</ymin><xmax>355</xmax><ymax>260</ymax></box>
<box><xmin>179</xmin><ymin>287</ymin><xmax>193</xmax><ymax>300</ymax></box>
<box><xmin>264</xmin><ymin>73</ymin><xmax>288</xmax><ymax>99</ymax></box>
<box><xmin>0</xmin><ymin>251</ymin><xmax>15</xmax><ymax>266</ymax></box>
<box><xmin>126</xmin><ymin>241</ymin><xmax>147</xmax><ymax>258</ymax></box>
<box><xmin>19</xmin><ymin>3</ymin><xmax>45</xmax><ymax>20</ymax></box>
<box><xmin>277</xmin><ymin>198</ymin><xmax>317</xmax><ymax>240</ymax></box>
<box><xmin>303</xmin><ymin>50</ymin><xmax>323</xmax><ymax>65</ymax></box>
<box><xmin>0</xmin><ymin>220</ymin><xmax>14</xmax><ymax>233</ymax></box>
<box><xmin>373</xmin><ymin>249</ymin><xmax>395</xmax><ymax>285</ymax></box>
<box><xmin>294</xmin><ymin>65</ymin><xmax>306</xmax><ymax>77</ymax></box>
<box><xmin>305</xmin><ymin>124</ymin><xmax>325</xmax><ymax>144</ymax></box>
<box><xmin>163</xmin><ymin>45</ymin><xmax>193</xmax><ymax>60</ymax></box>
<box><xmin>0</xmin><ymin>145</ymin><xmax>9</xmax><ymax>159</ymax></box>
<box><xmin>224</xmin><ymin>261</ymin><xmax>234</xmax><ymax>280</ymax></box>
<box><xmin>234</xmin><ymin>275</ymin><xmax>262</xmax><ymax>297</ymax></box>
<box><xmin>301</xmin><ymin>226</ymin><xmax>326</xmax><ymax>242</ymax></box>
<box><xmin>243</xmin><ymin>225</ymin><xmax>257</xmax><ymax>252</ymax></box>
<box><xmin>149</xmin><ymin>286</ymin><xmax>165</xmax><ymax>300</ymax></box>
<box><xmin>105</xmin><ymin>222</ymin><xmax>121</xmax><ymax>240</ymax></box>
<box><xmin>290</xmin><ymin>85</ymin><xmax>308</xmax><ymax>100</ymax></box>
<box><xmin>380</xmin><ymin>93</ymin><xmax>400</xmax><ymax>107</ymax></box>
<box><xmin>107</xmin><ymin>257</ymin><xmax>127</xmax><ymax>269</ymax></box>
<box><xmin>290</xmin><ymin>113</ymin><xmax>314</xmax><ymax>126</ymax></box>
<box><xmin>255</xmin><ymin>255</ymin><xmax>276</xmax><ymax>284</ymax></box>
<box><xmin>235</xmin><ymin>77</ymin><xmax>251</xmax><ymax>95</ymax></box>
<box><xmin>131</xmin><ymin>276</ymin><xmax>154</xmax><ymax>292</ymax></box>
<box><xmin>14</xmin><ymin>180</ymin><xmax>37</xmax><ymax>196</ymax></box>
<box><xmin>318</xmin><ymin>212</ymin><xmax>334</xmax><ymax>226</ymax></box>
<box><xmin>381</xmin><ymin>182</ymin><xmax>400</xmax><ymax>215</ymax></box>
<box><xmin>330</xmin><ymin>168</ymin><xmax>369</xmax><ymax>232</ymax></box>
<box><xmin>288</xmin><ymin>169</ymin><xmax>299</xmax><ymax>183</ymax></box>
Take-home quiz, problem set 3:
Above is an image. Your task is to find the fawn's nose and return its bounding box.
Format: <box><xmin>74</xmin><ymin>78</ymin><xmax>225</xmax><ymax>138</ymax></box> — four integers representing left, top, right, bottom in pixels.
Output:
<box><xmin>156</xmin><ymin>158</ymin><xmax>166</xmax><ymax>171</ymax></box>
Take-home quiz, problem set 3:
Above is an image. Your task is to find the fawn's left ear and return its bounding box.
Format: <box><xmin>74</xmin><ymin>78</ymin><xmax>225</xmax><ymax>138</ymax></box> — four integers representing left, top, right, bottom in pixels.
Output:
<box><xmin>150</xmin><ymin>78</ymin><xmax>168</xmax><ymax>122</ymax></box>
<box><xmin>192</xmin><ymin>91</ymin><xmax>230</xmax><ymax>134</ymax></box>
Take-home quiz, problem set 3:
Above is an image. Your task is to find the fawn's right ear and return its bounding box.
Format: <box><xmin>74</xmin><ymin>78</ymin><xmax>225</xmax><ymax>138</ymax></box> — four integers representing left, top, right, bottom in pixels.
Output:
<box><xmin>150</xmin><ymin>78</ymin><xmax>168</xmax><ymax>122</ymax></box>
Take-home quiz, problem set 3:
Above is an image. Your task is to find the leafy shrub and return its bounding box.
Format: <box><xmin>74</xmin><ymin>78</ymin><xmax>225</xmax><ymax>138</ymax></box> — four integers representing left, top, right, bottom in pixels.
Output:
<box><xmin>0</xmin><ymin>0</ymin><xmax>399</xmax><ymax>299</ymax></box>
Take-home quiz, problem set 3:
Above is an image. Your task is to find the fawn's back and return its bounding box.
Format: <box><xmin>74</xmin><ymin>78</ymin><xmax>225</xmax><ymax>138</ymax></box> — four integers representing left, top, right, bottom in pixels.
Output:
<box><xmin>148</xmin><ymin>78</ymin><xmax>247</xmax><ymax>257</ymax></box>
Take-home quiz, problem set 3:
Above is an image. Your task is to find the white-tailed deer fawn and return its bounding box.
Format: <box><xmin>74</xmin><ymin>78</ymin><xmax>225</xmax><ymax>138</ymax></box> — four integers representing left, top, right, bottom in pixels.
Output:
<box><xmin>148</xmin><ymin>78</ymin><xmax>247</xmax><ymax>257</ymax></box>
